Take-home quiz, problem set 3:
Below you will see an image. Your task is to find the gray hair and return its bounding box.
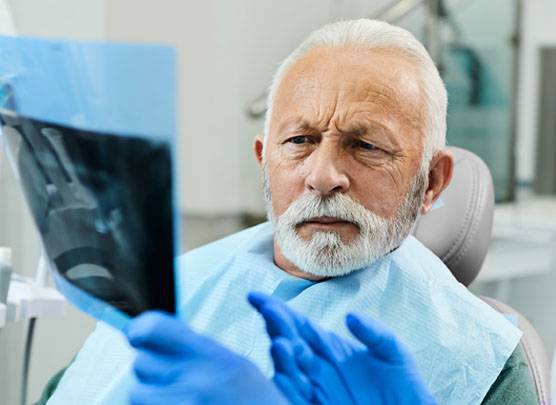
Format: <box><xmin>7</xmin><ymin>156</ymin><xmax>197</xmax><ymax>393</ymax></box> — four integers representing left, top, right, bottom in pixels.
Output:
<box><xmin>263</xmin><ymin>19</ymin><xmax>447</xmax><ymax>168</ymax></box>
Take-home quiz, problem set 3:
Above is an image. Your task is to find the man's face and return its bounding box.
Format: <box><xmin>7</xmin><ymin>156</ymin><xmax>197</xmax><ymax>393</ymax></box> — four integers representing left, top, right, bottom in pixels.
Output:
<box><xmin>255</xmin><ymin>46</ymin><xmax>428</xmax><ymax>279</ymax></box>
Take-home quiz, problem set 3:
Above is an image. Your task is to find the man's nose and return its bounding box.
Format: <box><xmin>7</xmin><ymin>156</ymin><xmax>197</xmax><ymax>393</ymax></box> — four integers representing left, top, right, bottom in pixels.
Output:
<box><xmin>305</xmin><ymin>143</ymin><xmax>350</xmax><ymax>195</ymax></box>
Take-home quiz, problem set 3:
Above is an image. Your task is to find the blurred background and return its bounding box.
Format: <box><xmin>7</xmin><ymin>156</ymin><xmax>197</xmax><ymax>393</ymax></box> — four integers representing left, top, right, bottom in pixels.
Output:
<box><xmin>0</xmin><ymin>0</ymin><xmax>555</xmax><ymax>403</ymax></box>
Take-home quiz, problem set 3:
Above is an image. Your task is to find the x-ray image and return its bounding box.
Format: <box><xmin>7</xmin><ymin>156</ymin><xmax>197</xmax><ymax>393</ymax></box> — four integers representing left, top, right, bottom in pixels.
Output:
<box><xmin>0</xmin><ymin>109</ymin><xmax>175</xmax><ymax>316</ymax></box>
<box><xmin>0</xmin><ymin>35</ymin><xmax>178</xmax><ymax>327</ymax></box>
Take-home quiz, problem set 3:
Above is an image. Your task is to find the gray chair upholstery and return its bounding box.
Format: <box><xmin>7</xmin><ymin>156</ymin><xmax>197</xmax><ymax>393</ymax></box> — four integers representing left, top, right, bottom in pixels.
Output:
<box><xmin>412</xmin><ymin>146</ymin><xmax>551</xmax><ymax>404</ymax></box>
<box><xmin>412</xmin><ymin>146</ymin><xmax>494</xmax><ymax>286</ymax></box>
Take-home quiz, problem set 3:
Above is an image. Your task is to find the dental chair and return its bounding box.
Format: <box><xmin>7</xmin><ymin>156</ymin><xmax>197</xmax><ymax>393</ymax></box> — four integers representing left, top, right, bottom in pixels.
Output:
<box><xmin>412</xmin><ymin>146</ymin><xmax>551</xmax><ymax>403</ymax></box>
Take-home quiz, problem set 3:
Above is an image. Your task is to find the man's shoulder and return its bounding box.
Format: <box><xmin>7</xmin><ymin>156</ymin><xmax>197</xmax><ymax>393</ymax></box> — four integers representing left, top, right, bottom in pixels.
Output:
<box><xmin>481</xmin><ymin>345</ymin><xmax>538</xmax><ymax>404</ymax></box>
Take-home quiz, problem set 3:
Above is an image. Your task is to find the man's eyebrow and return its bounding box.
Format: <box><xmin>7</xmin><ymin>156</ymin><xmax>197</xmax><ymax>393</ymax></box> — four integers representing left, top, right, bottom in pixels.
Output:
<box><xmin>347</xmin><ymin>126</ymin><xmax>369</xmax><ymax>136</ymax></box>
<box><xmin>341</xmin><ymin>121</ymin><xmax>400</xmax><ymax>148</ymax></box>
<box><xmin>341</xmin><ymin>121</ymin><xmax>393</xmax><ymax>137</ymax></box>
<box><xmin>277</xmin><ymin>118</ymin><xmax>400</xmax><ymax>147</ymax></box>
<box><xmin>277</xmin><ymin>117</ymin><xmax>319</xmax><ymax>133</ymax></box>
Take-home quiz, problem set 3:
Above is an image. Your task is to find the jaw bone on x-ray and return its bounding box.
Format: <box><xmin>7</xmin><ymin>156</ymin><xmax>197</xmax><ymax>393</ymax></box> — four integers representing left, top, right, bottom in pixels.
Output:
<box><xmin>0</xmin><ymin>36</ymin><xmax>178</xmax><ymax>329</ymax></box>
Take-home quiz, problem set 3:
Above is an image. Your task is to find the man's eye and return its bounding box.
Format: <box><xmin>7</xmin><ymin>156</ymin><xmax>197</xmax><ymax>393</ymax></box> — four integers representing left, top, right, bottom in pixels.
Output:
<box><xmin>289</xmin><ymin>136</ymin><xmax>308</xmax><ymax>144</ymax></box>
<box><xmin>357</xmin><ymin>140</ymin><xmax>377</xmax><ymax>150</ymax></box>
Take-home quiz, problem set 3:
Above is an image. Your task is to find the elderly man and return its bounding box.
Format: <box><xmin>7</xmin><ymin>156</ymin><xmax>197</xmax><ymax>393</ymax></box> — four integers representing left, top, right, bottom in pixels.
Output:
<box><xmin>38</xmin><ymin>19</ymin><xmax>535</xmax><ymax>404</ymax></box>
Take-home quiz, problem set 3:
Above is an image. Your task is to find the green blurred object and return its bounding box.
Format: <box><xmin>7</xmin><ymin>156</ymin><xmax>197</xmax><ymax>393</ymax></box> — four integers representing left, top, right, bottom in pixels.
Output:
<box><xmin>437</xmin><ymin>0</ymin><xmax>520</xmax><ymax>202</ymax></box>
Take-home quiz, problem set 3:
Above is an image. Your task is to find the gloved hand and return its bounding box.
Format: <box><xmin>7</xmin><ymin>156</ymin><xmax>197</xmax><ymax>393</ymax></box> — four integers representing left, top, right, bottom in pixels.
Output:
<box><xmin>248</xmin><ymin>292</ymin><xmax>437</xmax><ymax>405</ymax></box>
<box><xmin>125</xmin><ymin>311</ymin><xmax>288</xmax><ymax>405</ymax></box>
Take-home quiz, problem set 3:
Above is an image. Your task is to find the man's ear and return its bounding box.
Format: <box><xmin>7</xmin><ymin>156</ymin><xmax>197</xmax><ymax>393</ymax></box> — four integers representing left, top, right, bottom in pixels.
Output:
<box><xmin>421</xmin><ymin>150</ymin><xmax>453</xmax><ymax>215</ymax></box>
<box><xmin>254</xmin><ymin>134</ymin><xmax>265</xmax><ymax>169</ymax></box>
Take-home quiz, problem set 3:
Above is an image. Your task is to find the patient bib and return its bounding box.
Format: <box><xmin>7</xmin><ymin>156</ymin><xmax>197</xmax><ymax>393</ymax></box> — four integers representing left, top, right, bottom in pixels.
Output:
<box><xmin>48</xmin><ymin>222</ymin><xmax>521</xmax><ymax>405</ymax></box>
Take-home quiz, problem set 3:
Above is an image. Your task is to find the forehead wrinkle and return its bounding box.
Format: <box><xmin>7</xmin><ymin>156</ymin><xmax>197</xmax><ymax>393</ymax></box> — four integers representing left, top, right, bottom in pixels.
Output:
<box><xmin>277</xmin><ymin>116</ymin><xmax>323</xmax><ymax>135</ymax></box>
<box><xmin>301</xmin><ymin>84</ymin><xmax>341</xmax><ymax>132</ymax></box>
<box><xmin>279</xmin><ymin>79</ymin><xmax>339</xmax><ymax>133</ymax></box>
<box><xmin>337</xmin><ymin>78</ymin><xmax>407</xmax><ymax>116</ymax></box>
<box><xmin>328</xmin><ymin>96</ymin><xmax>398</xmax><ymax>137</ymax></box>
<box><xmin>330</xmin><ymin>76</ymin><xmax>420</xmax><ymax>139</ymax></box>
<box><xmin>333</xmin><ymin>117</ymin><xmax>390</xmax><ymax>137</ymax></box>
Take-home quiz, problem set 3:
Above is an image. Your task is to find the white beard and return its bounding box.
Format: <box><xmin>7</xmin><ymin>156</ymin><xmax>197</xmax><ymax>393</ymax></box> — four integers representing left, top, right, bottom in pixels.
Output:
<box><xmin>263</xmin><ymin>164</ymin><xmax>427</xmax><ymax>277</ymax></box>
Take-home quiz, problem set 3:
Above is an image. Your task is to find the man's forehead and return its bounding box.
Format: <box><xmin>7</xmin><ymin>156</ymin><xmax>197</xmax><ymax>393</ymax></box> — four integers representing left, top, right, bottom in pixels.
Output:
<box><xmin>283</xmin><ymin>46</ymin><xmax>421</xmax><ymax>95</ymax></box>
<box><xmin>289</xmin><ymin>75</ymin><xmax>411</xmax><ymax>110</ymax></box>
<box><xmin>273</xmin><ymin>46</ymin><xmax>423</xmax><ymax>132</ymax></box>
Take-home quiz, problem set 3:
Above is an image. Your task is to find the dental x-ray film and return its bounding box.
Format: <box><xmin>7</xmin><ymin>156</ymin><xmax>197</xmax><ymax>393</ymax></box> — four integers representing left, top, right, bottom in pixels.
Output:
<box><xmin>0</xmin><ymin>36</ymin><xmax>178</xmax><ymax>328</ymax></box>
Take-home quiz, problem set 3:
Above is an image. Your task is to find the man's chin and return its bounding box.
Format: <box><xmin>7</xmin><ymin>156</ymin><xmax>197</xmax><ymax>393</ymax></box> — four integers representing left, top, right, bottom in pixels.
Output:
<box><xmin>283</xmin><ymin>239</ymin><xmax>381</xmax><ymax>278</ymax></box>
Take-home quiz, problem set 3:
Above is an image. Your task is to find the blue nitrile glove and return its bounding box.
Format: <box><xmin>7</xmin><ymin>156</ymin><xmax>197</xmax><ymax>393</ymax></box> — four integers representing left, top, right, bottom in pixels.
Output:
<box><xmin>248</xmin><ymin>292</ymin><xmax>437</xmax><ymax>405</ymax></box>
<box><xmin>125</xmin><ymin>311</ymin><xmax>288</xmax><ymax>405</ymax></box>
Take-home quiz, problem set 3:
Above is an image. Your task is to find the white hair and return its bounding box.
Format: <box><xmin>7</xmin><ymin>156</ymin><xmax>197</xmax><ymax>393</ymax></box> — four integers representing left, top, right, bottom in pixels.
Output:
<box><xmin>263</xmin><ymin>18</ymin><xmax>447</xmax><ymax>168</ymax></box>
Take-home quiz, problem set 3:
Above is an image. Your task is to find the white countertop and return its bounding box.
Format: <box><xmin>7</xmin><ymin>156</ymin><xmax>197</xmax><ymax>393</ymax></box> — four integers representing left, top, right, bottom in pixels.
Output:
<box><xmin>476</xmin><ymin>197</ymin><xmax>556</xmax><ymax>283</ymax></box>
<box><xmin>0</xmin><ymin>276</ymin><xmax>66</xmax><ymax>328</ymax></box>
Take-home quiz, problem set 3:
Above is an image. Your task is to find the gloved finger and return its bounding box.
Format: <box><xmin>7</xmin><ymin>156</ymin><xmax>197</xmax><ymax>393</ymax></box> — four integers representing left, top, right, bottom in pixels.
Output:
<box><xmin>312</xmin><ymin>386</ymin><xmax>331</xmax><ymax>405</ymax></box>
<box><xmin>271</xmin><ymin>337</ymin><xmax>313</xmax><ymax>400</ymax></box>
<box><xmin>253</xmin><ymin>295</ymin><xmax>348</xmax><ymax>361</ymax></box>
<box><xmin>249</xmin><ymin>292</ymin><xmax>317</xmax><ymax>334</ymax></box>
<box><xmin>294</xmin><ymin>343</ymin><xmax>356</xmax><ymax>405</ymax></box>
<box><xmin>248</xmin><ymin>291</ymin><xmax>286</xmax><ymax>311</ymax></box>
<box><xmin>346</xmin><ymin>313</ymin><xmax>411</xmax><ymax>363</ymax></box>
<box><xmin>259</xmin><ymin>300</ymin><xmax>352</xmax><ymax>366</ymax></box>
<box><xmin>129</xmin><ymin>383</ymin><xmax>157</xmax><ymax>405</ymax></box>
<box><xmin>293</xmin><ymin>339</ymin><xmax>318</xmax><ymax>375</ymax></box>
<box><xmin>129</xmin><ymin>383</ymin><xmax>195</xmax><ymax>405</ymax></box>
<box><xmin>125</xmin><ymin>311</ymin><xmax>210</xmax><ymax>355</ymax></box>
<box><xmin>272</xmin><ymin>373</ymin><xmax>311</xmax><ymax>405</ymax></box>
<box><xmin>132</xmin><ymin>349</ymin><xmax>179</xmax><ymax>384</ymax></box>
<box><xmin>249</xmin><ymin>293</ymin><xmax>300</xmax><ymax>340</ymax></box>
<box><xmin>293</xmin><ymin>316</ymin><xmax>353</xmax><ymax>364</ymax></box>
<box><xmin>249</xmin><ymin>292</ymin><xmax>332</xmax><ymax>348</ymax></box>
<box><xmin>249</xmin><ymin>293</ymin><xmax>348</xmax><ymax>362</ymax></box>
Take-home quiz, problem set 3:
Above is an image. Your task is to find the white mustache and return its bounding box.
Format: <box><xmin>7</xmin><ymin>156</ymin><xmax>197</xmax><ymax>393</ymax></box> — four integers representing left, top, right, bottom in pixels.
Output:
<box><xmin>279</xmin><ymin>192</ymin><xmax>378</xmax><ymax>232</ymax></box>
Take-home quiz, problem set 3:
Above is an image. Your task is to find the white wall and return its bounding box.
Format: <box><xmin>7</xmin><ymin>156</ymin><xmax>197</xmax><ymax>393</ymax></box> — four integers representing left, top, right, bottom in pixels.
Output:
<box><xmin>6</xmin><ymin>0</ymin><xmax>104</xmax><ymax>39</ymax></box>
<box><xmin>104</xmin><ymin>0</ymin><xmax>251</xmax><ymax>214</ymax></box>
<box><xmin>516</xmin><ymin>0</ymin><xmax>556</xmax><ymax>184</ymax></box>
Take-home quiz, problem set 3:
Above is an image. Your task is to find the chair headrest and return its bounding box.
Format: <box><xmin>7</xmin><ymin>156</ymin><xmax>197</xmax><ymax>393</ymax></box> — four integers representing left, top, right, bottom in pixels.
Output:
<box><xmin>412</xmin><ymin>146</ymin><xmax>495</xmax><ymax>286</ymax></box>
